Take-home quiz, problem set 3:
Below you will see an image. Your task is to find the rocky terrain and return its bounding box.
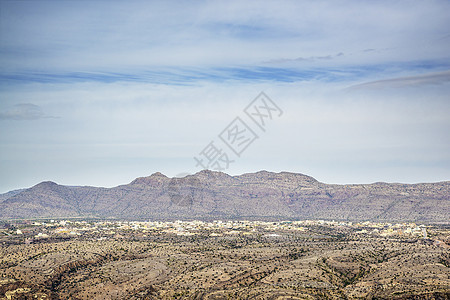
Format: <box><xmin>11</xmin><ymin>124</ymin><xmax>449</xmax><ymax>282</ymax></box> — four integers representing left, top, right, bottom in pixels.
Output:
<box><xmin>0</xmin><ymin>220</ymin><xmax>449</xmax><ymax>299</ymax></box>
<box><xmin>0</xmin><ymin>170</ymin><xmax>448</xmax><ymax>222</ymax></box>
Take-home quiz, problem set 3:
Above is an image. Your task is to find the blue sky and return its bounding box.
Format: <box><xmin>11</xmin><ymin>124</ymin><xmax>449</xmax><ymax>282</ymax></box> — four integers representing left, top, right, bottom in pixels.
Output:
<box><xmin>0</xmin><ymin>0</ymin><xmax>449</xmax><ymax>192</ymax></box>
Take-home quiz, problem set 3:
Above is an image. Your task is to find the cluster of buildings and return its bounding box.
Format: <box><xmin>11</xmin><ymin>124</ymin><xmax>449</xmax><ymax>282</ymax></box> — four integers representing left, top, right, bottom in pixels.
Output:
<box><xmin>7</xmin><ymin>219</ymin><xmax>429</xmax><ymax>240</ymax></box>
<box><xmin>297</xmin><ymin>219</ymin><xmax>428</xmax><ymax>237</ymax></box>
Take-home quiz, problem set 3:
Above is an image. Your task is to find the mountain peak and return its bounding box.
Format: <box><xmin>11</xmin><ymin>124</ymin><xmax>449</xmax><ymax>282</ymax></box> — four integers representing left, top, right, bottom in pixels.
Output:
<box><xmin>150</xmin><ymin>172</ymin><xmax>167</xmax><ymax>178</ymax></box>
<box><xmin>192</xmin><ymin>169</ymin><xmax>233</xmax><ymax>182</ymax></box>
<box><xmin>235</xmin><ymin>171</ymin><xmax>319</xmax><ymax>186</ymax></box>
<box><xmin>34</xmin><ymin>181</ymin><xmax>59</xmax><ymax>188</ymax></box>
<box><xmin>130</xmin><ymin>172</ymin><xmax>168</xmax><ymax>186</ymax></box>
<box><xmin>194</xmin><ymin>169</ymin><xmax>226</xmax><ymax>176</ymax></box>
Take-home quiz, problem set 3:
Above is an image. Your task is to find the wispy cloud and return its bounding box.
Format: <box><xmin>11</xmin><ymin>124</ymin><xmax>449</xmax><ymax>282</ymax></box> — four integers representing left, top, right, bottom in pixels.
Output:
<box><xmin>348</xmin><ymin>70</ymin><xmax>450</xmax><ymax>90</ymax></box>
<box><xmin>2</xmin><ymin>61</ymin><xmax>450</xmax><ymax>86</ymax></box>
<box><xmin>0</xmin><ymin>103</ymin><xmax>57</xmax><ymax>121</ymax></box>
<box><xmin>0</xmin><ymin>68</ymin><xmax>337</xmax><ymax>85</ymax></box>
<box><xmin>263</xmin><ymin>52</ymin><xmax>344</xmax><ymax>64</ymax></box>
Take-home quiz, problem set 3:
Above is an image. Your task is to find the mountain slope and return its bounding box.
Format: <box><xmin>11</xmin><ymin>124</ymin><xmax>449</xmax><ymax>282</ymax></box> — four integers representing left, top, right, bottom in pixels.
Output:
<box><xmin>0</xmin><ymin>170</ymin><xmax>448</xmax><ymax>222</ymax></box>
<box><xmin>0</xmin><ymin>188</ymin><xmax>25</xmax><ymax>203</ymax></box>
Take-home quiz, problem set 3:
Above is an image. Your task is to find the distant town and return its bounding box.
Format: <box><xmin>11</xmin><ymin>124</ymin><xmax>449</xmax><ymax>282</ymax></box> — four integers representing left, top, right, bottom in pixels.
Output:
<box><xmin>1</xmin><ymin>219</ymin><xmax>436</xmax><ymax>244</ymax></box>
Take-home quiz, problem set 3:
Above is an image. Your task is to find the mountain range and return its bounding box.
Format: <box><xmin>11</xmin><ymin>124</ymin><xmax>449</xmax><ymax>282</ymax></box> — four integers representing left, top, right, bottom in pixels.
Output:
<box><xmin>0</xmin><ymin>170</ymin><xmax>448</xmax><ymax>222</ymax></box>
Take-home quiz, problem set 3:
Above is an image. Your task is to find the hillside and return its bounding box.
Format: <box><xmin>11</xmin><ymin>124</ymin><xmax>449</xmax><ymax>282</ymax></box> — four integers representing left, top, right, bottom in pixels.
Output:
<box><xmin>0</xmin><ymin>170</ymin><xmax>448</xmax><ymax>222</ymax></box>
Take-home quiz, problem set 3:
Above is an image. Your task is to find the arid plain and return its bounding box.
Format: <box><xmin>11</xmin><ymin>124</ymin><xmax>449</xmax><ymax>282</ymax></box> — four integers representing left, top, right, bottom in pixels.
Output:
<box><xmin>1</xmin><ymin>219</ymin><xmax>449</xmax><ymax>299</ymax></box>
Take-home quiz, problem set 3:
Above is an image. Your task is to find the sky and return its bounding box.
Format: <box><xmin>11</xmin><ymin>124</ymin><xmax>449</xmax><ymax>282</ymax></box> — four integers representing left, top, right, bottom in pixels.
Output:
<box><xmin>0</xmin><ymin>0</ymin><xmax>449</xmax><ymax>192</ymax></box>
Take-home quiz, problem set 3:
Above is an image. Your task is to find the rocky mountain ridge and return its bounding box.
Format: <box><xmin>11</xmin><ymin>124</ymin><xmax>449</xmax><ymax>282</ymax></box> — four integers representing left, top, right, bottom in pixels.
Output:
<box><xmin>0</xmin><ymin>170</ymin><xmax>448</xmax><ymax>222</ymax></box>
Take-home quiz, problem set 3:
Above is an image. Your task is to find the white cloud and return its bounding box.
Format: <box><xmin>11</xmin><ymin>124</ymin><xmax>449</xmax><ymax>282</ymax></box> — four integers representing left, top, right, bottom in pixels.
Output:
<box><xmin>0</xmin><ymin>103</ymin><xmax>57</xmax><ymax>120</ymax></box>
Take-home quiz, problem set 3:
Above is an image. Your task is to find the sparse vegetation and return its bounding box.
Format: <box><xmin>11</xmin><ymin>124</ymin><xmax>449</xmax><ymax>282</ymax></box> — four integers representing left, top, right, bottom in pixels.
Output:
<box><xmin>0</xmin><ymin>220</ymin><xmax>448</xmax><ymax>299</ymax></box>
